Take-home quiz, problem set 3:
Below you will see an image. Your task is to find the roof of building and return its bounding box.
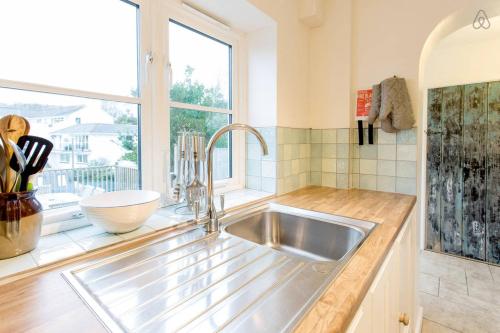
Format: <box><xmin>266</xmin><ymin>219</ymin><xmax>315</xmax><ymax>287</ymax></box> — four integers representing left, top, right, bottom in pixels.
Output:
<box><xmin>51</xmin><ymin>123</ymin><xmax>137</xmax><ymax>135</ymax></box>
<box><xmin>0</xmin><ymin>104</ymin><xmax>85</xmax><ymax>118</ymax></box>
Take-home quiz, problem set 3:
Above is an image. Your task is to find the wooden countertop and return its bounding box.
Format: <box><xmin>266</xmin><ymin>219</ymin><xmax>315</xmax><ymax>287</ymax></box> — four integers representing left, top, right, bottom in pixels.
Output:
<box><xmin>0</xmin><ymin>186</ymin><xmax>415</xmax><ymax>333</ymax></box>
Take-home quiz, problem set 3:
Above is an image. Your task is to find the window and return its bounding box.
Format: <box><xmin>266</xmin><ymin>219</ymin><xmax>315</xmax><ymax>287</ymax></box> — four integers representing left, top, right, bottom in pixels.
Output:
<box><xmin>0</xmin><ymin>0</ymin><xmax>245</xmax><ymax>233</ymax></box>
<box><xmin>77</xmin><ymin>154</ymin><xmax>88</xmax><ymax>164</ymax></box>
<box><xmin>0</xmin><ymin>0</ymin><xmax>141</xmax><ymax>221</ymax></box>
<box><xmin>60</xmin><ymin>154</ymin><xmax>70</xmax><ymax>164</ymax></box>
<box><xmin>0</xmin><ymin>0</ymin><xmax>138</xmax><ymax>97</ymax></box>
<box><xmin>75</xmin><ymin>136</ymin><xmax>89</xmax><ymax>151</ymax></box>
<box><xmin>168</xmin><ymin>20</ymin><xmax>234</xmax><ymax>190</ymax></box>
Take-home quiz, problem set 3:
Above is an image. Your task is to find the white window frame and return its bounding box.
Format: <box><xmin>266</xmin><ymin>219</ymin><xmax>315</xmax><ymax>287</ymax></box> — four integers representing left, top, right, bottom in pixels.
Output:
<box><xmin>0</xmin><ymin>0</ymin><xmax>247</xmax><ymax>233</ymax></box>
<box><xmin>157</xmin><ymin>1</ymin><xmax>246</xmax><ymax>199</ymax></box>
<box><xmin>0</xmin><ymin>0</ymin><xmax>151</xmax><ymax>231</ymax></box>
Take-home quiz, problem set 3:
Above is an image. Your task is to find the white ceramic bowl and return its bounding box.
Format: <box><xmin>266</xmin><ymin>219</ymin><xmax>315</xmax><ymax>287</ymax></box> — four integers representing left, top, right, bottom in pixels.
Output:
<box><xmin>80</xmin><ymin>190</ymin><xmax>160</xmax><ymax>233</ymax></box>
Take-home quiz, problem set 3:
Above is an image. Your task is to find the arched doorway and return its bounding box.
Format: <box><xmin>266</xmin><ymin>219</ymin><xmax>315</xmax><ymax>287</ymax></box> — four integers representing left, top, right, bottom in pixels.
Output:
<box><xmin>417</xmin><ymin>1</ymin><xmax>500</xmax><ymax>253</ymax></box>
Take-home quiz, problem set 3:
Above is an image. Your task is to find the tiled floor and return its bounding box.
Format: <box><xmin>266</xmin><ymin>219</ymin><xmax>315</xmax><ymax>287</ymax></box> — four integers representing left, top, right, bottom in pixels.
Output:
<box><xmin>419</xmin><ymin>250</ymin><xmax>500</xmax><ymax>333</ymax></box>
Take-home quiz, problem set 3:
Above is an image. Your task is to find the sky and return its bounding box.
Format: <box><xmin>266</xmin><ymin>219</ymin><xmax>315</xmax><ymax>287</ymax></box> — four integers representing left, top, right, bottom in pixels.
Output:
<box><xmin>0</xmin><ymin>0</ymin><xmax>138</xmax><ymax>98</ymax></box>
<box><xmin>169</xmin><ymin>20</ymin><xmax>230</xmax><ymax>105</ymax></box>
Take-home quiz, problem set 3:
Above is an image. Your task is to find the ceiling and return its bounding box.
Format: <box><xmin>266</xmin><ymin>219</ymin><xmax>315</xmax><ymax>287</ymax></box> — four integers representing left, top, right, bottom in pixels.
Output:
<box><xmin>184</xmin><ymin>0</ymin><xmax>275</xmax><ymax>32</ymax></box>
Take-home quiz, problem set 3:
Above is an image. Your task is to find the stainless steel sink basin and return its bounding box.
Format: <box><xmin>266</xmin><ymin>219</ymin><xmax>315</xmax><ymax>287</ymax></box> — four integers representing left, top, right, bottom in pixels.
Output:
<box><xmin>224</xmin><ymin>209</ymin><xmax>366</xmax><ymax>262</ymax></box>
<box><xmin>63</xmin><ymin>203</ymin><xmax>376</xmax><ymax>333</ymax></box>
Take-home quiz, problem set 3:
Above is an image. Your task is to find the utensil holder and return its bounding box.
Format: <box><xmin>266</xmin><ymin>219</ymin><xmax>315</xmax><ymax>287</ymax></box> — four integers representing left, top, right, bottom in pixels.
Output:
<box><xmin>0</xmin><ymin>191</ymin><xmax>43</xmax><ymax>259</ymax></box>
<box><xmin>172</xmin><ymin>131</ymin><xmax>208</xmax><ymax>215</ymax></box>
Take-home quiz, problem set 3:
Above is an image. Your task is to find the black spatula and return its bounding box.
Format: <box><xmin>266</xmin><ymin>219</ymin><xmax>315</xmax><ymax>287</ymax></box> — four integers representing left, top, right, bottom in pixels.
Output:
<box><xmin>10</xmin><ymin>135</ymin><xmax>53</xmax><ymax>191</ymax></box>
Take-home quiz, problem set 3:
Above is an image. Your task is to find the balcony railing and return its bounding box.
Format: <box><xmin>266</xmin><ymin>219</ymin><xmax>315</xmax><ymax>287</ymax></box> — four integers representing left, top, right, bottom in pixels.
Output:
<box><xmin>34</xmin><ymin>165</ymin><xmax>139</xmax><ymax>196</ymax></box>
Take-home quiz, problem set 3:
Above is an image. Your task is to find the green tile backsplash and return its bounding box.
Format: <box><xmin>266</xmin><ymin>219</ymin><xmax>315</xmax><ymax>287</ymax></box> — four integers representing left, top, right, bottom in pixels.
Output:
<box><xmin>350</xmin><ymin>127</ymin><xmax>417</xmax><ymax>195</ymax></box>
<box><xmin>246</xmin><ymin>126</ymin><xmax>417</xmax><ymax>195</ymax></box>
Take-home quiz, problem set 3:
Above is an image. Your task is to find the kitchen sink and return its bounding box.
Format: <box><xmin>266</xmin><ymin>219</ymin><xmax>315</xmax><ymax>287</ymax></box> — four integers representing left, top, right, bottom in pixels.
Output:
<box><xmin>224</xmin><ymin>208</ymin><xmax>368</xmax><ymax>262</ymax></box>
<box><xmin>63</xmin><ymin>203</ymin><xmax>376</xmax><ymax>333</ymax></box>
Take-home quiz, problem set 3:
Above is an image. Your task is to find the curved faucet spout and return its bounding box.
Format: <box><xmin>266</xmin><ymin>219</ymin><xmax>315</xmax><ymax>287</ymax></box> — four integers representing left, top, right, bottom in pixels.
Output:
<box><xmin>205</xmin><ymin>123</ymin><xmax>268</xmax><ymax>232</ymax></box>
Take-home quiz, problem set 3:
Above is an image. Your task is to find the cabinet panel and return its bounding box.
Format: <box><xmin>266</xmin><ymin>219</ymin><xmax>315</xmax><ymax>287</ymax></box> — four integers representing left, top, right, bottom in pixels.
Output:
<box><xmin>347</xmin><ymin>207</ymin><xmax>416</xmax><ymax>333</ymax></box>
<box><xmin>346</xmin><ymin>296</ymin><xmax>372</xmax><ymax>333</ymax></box>
<box><xmin>369</xmin><ymin>247</ymin><xmax>399</xmax><ymax>333</ymax></box>
<box><xmin>397</xmin><ymin>210</ymin><xmax>415</xmax><ymax>332</ymax></box>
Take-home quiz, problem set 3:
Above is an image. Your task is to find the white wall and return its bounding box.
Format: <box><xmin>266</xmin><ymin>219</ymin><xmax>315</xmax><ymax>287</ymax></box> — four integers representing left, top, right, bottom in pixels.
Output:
<box><xmin>424</xmin><ymin>28</ymin><xmax>500</xmax><ymax>88</ymax></box>
<box><xmin>246</xmin><ymin>0</ymin><xmax>500</xmax><ymax>129</ymax></box>
<box><xmin>247</xmin><ymin>25</ymin><xmax>277</xmax><ymax>127</ymax></box>
<box><xmin>305</xmin><ymin>0</ymin><xmax>490</xmax><ymax>129</ymax></box>
<box><xmin>248</xmin><ymin>0</ymin><xmax>310</xmax><ymax>128</ymax></box>
<box><xmin>309</xmin><ymin>0</ymin><xmax>351</xmax><ymax>129</ymax></box>
<box><xmin>350</xmin><ymin>0</ymin><xmax>482</xmax><ymax>127</ymax></box>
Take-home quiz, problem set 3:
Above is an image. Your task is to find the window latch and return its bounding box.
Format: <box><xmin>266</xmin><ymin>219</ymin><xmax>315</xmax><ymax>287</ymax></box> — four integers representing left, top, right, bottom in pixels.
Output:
<box><xmin>143</xmin><ymin>52</ymin><xmax>153</xmax><ymax>85</ymax></box>
<box><xmin>146</xmin><ymin>52</ymin><xmax>153</xmax><ymax>64</ymax></box>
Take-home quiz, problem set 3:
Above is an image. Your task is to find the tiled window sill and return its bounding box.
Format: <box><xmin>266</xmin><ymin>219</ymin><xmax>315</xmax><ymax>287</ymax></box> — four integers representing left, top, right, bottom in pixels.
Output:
<box><xmin>0</xmin><ymin>189</ymin><xmax>272</xmax><ymax>280</ymax></box>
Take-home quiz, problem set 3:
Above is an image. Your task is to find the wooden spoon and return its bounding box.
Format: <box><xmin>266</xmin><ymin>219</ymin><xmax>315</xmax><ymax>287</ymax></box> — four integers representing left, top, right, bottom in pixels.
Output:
<box><xmin>0</xmin><ymin>115</ymin><xmax>13</xmax><ymax>191</ymax></box>
<box><xmin>0</xmin><ymin>142</ymin><xmax>6</xmax><ymax>192</ymax></box>
<box><xmin>0</xmin><ymin>115</ymin><xmax>31</xmax><ymax>191</ymax></box>
<box><xmin>6</xmin><ymin>115</ymin><xmax>29</xmax><ymax>143</ymax></box>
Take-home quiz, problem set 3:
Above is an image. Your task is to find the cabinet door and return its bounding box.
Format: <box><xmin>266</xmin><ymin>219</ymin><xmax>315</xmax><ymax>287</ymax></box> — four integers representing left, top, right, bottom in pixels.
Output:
<box><xmin>397</xmin><ymin>209</ymin><xmax>416</xmax><ymax>333</ymax></box>
<box><xmin>346</xmin><ymin>295</ymin><xmax>372</xmax><ymax>333</ymax></box>
<box><xmin>346</xmin><ymin>206</ymin><xmax>417</xmax><ymax>333</ymax></box>
<box><xmin>369</xmin><ymin>246</ymin><xmax>400</xmax><ymax>333</ymax></box>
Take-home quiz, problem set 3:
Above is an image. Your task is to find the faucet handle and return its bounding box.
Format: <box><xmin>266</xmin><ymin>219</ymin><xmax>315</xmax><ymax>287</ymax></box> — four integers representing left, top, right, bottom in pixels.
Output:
<box><xmin>219</xmin><ymin>194</ymin><xmax>225</xmax><ymax>217</ymax></box>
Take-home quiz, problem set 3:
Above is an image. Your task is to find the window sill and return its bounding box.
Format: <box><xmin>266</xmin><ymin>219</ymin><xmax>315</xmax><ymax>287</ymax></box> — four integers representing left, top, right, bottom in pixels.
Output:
<box><xmin>0</xmin><ymin>188</ymin><xmax>272</xmax><ymax>281</ymax></box>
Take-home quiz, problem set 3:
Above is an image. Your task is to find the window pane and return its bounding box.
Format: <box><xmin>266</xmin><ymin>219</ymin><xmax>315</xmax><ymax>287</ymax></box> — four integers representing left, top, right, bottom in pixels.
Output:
<box><xmin>0</xmin><ymin>0</ymin><xmax>138</xmax><ymax>97</ymax></box>
<box><xmin>169</xmin><ymin>21</ymin><xmax>231</xmax><ymax>109</ymax></box>
<box><xmin>0</xmin><ymin>88</ymin><xmax>140</xmax><ymax>210</ymax></box>
<box><xmin>170</xmin><ymin>107</ymin><xmax>231</xmax><ymax>182</ymax></box>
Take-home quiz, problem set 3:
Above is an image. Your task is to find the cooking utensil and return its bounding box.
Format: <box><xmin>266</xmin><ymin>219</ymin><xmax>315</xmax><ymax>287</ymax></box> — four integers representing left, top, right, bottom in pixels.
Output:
<box><xmin>7</xmin><ymin>115</ymin><xmax>30</xmax><ymax>143</ymax></box>
<box><xmin>0</xmin><ymin>141</ymin><xmax>6</xmax><ymax>192</ymax></box>
<box><xmin>8</xmin><ymin>139</ymin><xmax>27</xmax><ymax>192</ymax></box>
<box><xmin>10</xmin><ymin>135</ymin><xmax>53</xmax><ymax>191</ymax></box>
<box><xmin>179</xmin><ymin>132</ymin><xmax>187</xmax><ymax>199</ymax></box>
<box><xmin>185</xmin><ymin>135</ymin><xmax>206</xmax><ymax>211</ymax></box>
<box><xmin>172</xmin><ymin>143</ymin><xmax>181</xmax><ymax>202</ymax></box>
<box><xmin>198</xmin><ymin>134</ymin><xmax>206</xmax><ymax>184</ymax></box>
<box><xmin>0</xmin><ymin>116</ymin><xmax>13</xmax><ymax>191</ymax></box>
<box><xmin>0</xmin><ymin>115</ymin><xmax>31</xmax><ymax>191</ymax></box>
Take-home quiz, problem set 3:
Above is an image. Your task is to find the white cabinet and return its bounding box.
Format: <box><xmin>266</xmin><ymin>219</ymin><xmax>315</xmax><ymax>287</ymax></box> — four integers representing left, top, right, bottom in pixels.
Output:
<box><xmin>346</xmin><ymin>295</ymin><xmax>371</xmax><ymax>333</ymax></box>
<box><xmin>347</xmin><ymin>206</ymin><xmax>417</xmax><ymax>333</ymax></box>
<box><xmin>397</xmin><ymin>208</ymin><xmax>416</xmax><ymax>333</ymax></box>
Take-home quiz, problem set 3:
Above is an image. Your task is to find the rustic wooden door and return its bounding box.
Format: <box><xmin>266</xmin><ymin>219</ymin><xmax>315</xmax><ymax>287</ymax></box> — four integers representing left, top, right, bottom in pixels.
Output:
<box><xmin>487</xmin><ymin>82</ymin><xmax>500</xmax><ymax>264</ymax></box>
<box><xmin>426</xmin><ymin>81</ymin><xmax>500</xmax><ymax>264</ymax></box>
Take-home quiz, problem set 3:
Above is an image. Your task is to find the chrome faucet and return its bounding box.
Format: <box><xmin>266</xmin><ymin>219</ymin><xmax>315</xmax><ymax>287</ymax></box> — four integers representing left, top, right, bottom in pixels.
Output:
<box><xmin>204</xmin><ymin>123</ymin><xmax>268</xmax><ymax>232</ymax></box>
